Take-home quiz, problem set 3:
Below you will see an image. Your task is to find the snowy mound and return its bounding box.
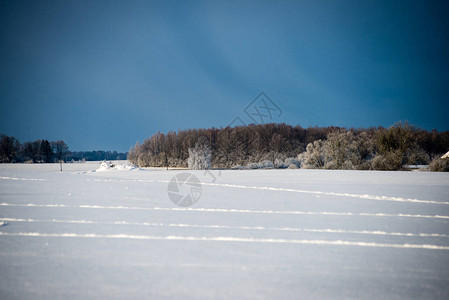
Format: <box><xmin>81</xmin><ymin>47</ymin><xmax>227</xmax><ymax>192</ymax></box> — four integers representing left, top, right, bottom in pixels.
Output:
<box><xmin>99</xmin><ymin>161</ymin><xmax>113</xmax><ymax>170</ymax></box>
<box><xmin>96</xmin><ymin>161</ymin><xmax>140</xmax><ymax>172</ymax></box>
<box><xmin>114</xmin><ymin>163</ymin><xmax>140</xmax><ymax>171</ymax></box>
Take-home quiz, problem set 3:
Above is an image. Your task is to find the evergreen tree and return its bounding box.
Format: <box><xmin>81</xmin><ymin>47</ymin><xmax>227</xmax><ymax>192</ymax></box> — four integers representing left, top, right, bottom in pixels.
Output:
<box><xmin>40</xmin><ymin>140</ymin><xmax>53</xmax><ymax>163</ymax></box>
<box><xmin>0</xmin><ymin>135</ymin><xmax>20</xmax><ymax>163</ymax></box>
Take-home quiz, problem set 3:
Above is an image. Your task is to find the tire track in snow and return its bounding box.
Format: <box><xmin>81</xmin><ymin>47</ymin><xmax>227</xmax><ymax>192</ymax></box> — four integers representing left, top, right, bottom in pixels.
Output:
<box><xmin>82</xmin><ymin>177</ymin><xmax>449</xmax><ymax>205</ymax></box>
<box><xmin>3</xmin><ymin>174</ymin><xmax>444</xmax><ymax>205</ymax></box>
<box><xmin>0</xmin><ymin>176</ymin><xmax>46</xmax><ymax>181</ymax></box>
<box><xmin>0</xmin><ymin>231</ymin><xmax>448</xmax><ymax>250</ymax></box>
<box><xmin>1</xmin><ymin>202</ymin><xmax>449</xmax><ymax>220</ymax></box>
<box><xmin>200</xmin><ymin>182</ymin><xmax>449</xmax><ymax>205</ymax></box>
<box><xmin>1</xmin><ymin>217</ymin><xmax>448</xmax><ymax>238</ymax></box>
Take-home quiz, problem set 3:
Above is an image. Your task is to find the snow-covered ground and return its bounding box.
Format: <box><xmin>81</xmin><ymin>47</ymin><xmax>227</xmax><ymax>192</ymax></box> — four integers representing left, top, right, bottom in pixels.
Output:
<box><xmin>1</xmin><ymin>162</ymin><xmax>448</xmax><ymax>299</ymax></box>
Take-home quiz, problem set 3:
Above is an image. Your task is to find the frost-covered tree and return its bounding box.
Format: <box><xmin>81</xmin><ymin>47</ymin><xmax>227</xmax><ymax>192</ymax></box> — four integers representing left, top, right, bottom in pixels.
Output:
<box><xmin>298</xmin><ymin>130</ymin><xmax>375</xmax><ymax>170</ymax></box>
<box><xmin>298</xmin><ymin>140</ymin><xmax>325</xmax><ymax>169</ymax></box>
<box><xmin>137</xmin><ymin>152</ymin><xmax>150</xmax><ymax>167</ymax></box>
<box><xmin>323</xmin><ymin>130</ymin><xmax>373</xmax><ymax>170</ymax></box>
<box><xmin>373</xmin><ymin>121</ymin><xmax>429</xmax><ymax>169</ymax></box>
<box><xmin>323</xmin><ymin>130</ymin><xmax>351</xmax><ymax>169</ymax></box>
<box><xmin>188</xmin><ymin>137</ymin><xmax>211</xmax><ymax>170</ymax></box>
<box><xmin>127</xmin><ymin>141</ymin><xmax>140</xmax><ymax>165</ymax></box>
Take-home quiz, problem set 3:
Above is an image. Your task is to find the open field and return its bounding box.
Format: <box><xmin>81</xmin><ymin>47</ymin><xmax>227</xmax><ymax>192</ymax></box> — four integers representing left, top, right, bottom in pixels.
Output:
<box><xmin>1</xmin><ymin>162</ymin><xmax>449</xmax><ymax>299</ymax></box>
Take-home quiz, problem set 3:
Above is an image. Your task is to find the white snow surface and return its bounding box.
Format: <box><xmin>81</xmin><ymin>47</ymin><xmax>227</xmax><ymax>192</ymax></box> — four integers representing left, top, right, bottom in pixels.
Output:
<box><xmin>0</xmin><ymin>161</ymin><xmax>449</xmax><ymax>299</ymax></box>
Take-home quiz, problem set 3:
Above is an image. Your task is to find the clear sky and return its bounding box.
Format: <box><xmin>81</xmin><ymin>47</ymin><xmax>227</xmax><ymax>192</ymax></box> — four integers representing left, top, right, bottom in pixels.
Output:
<box><xmin>1</xmin><ymin>0</ymin><xmax>448</xmax><ymax>152</ymax></box>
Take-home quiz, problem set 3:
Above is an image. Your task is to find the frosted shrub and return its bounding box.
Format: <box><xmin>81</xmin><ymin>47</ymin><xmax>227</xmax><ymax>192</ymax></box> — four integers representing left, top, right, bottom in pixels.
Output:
<box><xmin>137</xmin><ymin>153</ymin><xmax>150</xmax><ymax>167</ymax></box>
<box><xmin>342</xmin><ymin>160</ymin><xmax>355</xmax><ymax>170</ymax></box>
<box><xmin>371</xmin><ymin>151</ymin><xmax>402</xmax><ymax>171</ymax></box>
<box><xmin>406</xmin><ymin>147</ymin><xmax>430</xmax><ymax>165</ymax></box>
<box><xmin>231</xmin><ymin>165</ymin><xmax>245</xmax><ymax>170</ymax></box>
<box><xmin>274</xmin><ymin>158</ymin><xmax>287</xmax><ymax>169</ymax></box>
<box><xmin>169</xmin><ymin>157</ymin><xmax>187</xmax><ymax>168</ymax></box>
<box><xmin>284</xmin><ymin>157</ymin><xmax>300</xmax><ymax>168</ymax></box>
<box><xmin>297</xmin><ymin>130</ymin><xmax>376</xmax><ymax>170</ymax></box>
<box><xmin>323</xmin><ymin>130</ymin><xmax>374</xmax><ymax>170</ymax></box>
<box><xmin>323</xmin><ymin>131</ymin><xmax>352</xmax><ymax>169</ymax></box>
<box><xmin>259</xmin><ymin>160</ymin><xmax>274</xmax><ymax>169</ymax></box>
<box><xmin>373</xmin><ymin>121</ymin><xmax>428</xmax><ymax>168</ymax></box>
<box><xmin>247</xmin><ymin>162</ymin><xmax>260</xmax><ymax>169</ymax></box>
<box><xmin>188</xmin><ymin>137</ymin><xmax>212</xmax><ymax>170</ymax></box>
<box><xmin>429</xmin><ymin>157</ymin><xmax>449</xmax><ymax>172</ymax></box>
<box><xmin>245</xmin><ymin>160</ymin><xmax>274</xmax><ymax>169</ymax></box>
<box><xmin>299</xmin><ymin>140</ymin><xmax>325</xmax><ymax>169</ymax></box>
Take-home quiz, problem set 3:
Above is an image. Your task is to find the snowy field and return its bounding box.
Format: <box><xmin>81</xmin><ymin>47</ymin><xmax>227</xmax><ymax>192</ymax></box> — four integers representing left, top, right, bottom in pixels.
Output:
<box><xmin>1</xmin><ymin>162</ymin><xmax>449</xmax><ymax>299</ymax></box>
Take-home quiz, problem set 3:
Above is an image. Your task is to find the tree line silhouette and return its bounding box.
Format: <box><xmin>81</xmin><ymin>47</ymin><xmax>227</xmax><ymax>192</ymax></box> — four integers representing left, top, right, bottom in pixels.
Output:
<box><xmin>0</xmin><ymin>135</ymin><xmax>127</xmax><ymax>163</ymax></box>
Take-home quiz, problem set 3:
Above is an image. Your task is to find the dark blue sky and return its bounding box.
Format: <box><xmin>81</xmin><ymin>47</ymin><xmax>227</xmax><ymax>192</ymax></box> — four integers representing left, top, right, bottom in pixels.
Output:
<box><xmin>1</xmin><ymin>0</ymin><xmax>448</xmax><ymax>152</ymax></box>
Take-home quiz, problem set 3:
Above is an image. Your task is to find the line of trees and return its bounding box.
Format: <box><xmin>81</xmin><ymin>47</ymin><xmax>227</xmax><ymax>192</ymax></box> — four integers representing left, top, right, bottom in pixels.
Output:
<box><xmin>0</xmin><ymin>136</ymin><xmax>69</xmax><ymax>164</ymax></box>
<box><xmin>0</xmin><ymin>135</ymin><xmax>127</xmax><ymax>163</ymax></box>
<box><xmin>128</xmin><ymin>122</ymin><xmax>449</xmax><ymax>171</ymax></box>
<box><xmin>69</xmin><ymin>151</ymin><xmax>127</xmax><ymax>161</ymax></box>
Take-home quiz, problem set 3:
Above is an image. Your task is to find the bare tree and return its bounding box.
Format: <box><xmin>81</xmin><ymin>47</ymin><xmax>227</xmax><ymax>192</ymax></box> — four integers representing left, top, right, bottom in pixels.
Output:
<box><xmin>51</xmin><ymin>141</ymin><xmax>69</xmax><ymax>171</ymax></box>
